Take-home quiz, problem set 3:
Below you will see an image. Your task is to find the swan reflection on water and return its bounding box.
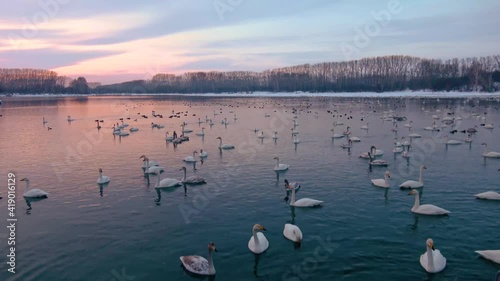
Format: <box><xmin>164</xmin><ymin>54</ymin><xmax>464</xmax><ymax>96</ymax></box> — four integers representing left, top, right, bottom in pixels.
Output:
<box><xmin>98</xmin><ymin>182</ymin><xmax>110</xmax><ymax>197</ymax></box>
<box><xmin>155</xmin><ymin>184</ymin><xmax>183</xmax><ymax>205</ymax></box>
<box><xmin>25</xmin><ymin>197</ymin><xmax>47</xmax><ymax>215</ymax></box>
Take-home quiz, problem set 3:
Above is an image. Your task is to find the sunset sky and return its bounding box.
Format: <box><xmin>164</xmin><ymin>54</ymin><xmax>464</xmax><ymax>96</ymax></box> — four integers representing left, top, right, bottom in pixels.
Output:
<box><xmin>1</xmin><ymin>0</ymin><xmax>499</xmax><ymax>84</ymax></box>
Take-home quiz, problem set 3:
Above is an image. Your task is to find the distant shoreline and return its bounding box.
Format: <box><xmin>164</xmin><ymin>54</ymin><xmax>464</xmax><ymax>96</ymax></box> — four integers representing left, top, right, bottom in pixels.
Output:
<box><xmin>1</xmin><ymin>91</ymin><xmax>500</xmax><ymax>99</ymax></box>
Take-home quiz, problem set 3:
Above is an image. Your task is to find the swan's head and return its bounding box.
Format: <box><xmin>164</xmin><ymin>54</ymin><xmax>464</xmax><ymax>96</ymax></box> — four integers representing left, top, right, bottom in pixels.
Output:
<box><xmin>180</xmin><ymin>167</ymin><xmax>187</xmax><ymax>171</ymax></box>
<box><xmin>20</xmin><ymin>178</ymin><xmax>29</xmax><ymax>182</ymax></box>
<box><xmin>421</xmin><ymin>165</ymin><xmax>427</xmax><ymax>170</ymax></box>
<box><xmin>216</xmin><ymin>137</ymin><xmax>222</xmax><ymax>140</ymax></box>
<box><xmin>274</xmin><ymin>157</ymin><xmax>279</xmax><ymax>160</ymax></box>
<box><xmin>99</xmin><ymin>168</ymin><xmax>103</xmax><ymax>173</ymax></box>
<box><xmin>481</xmin><ymin>143</ymin><xmax>487</xmax><ymax>146</ymax></box>
<box><xmin>253</xmin><ymin>224</ymin><xmax>266</xmax><ymax>231</ymax></box>
<box><xmin>408</xmin><ymin>190</ymin><xmax>418</xmax><ymax>196</ymax></box>
<box><xmin>208</xmin><ymin>242</ymin><xmax>218</xmax><ymax>252</ymax></box>
<box><xmin>385</xmin><ymin>171</ymin><xmax>391</xmax><ymax>178</ymax></box>
<box><xmin>193</xmin><ymin>151</ymin><xmax>198</xmax><ymax>154</ymax></box>
<box><xmin>139</xmin><ymin>155</ymin><xmax>146</xmax><ymax>159</ymax></box>
<box><xmin>426</xmin><ymin>238</ymin><xmax>435</xmax><ymax>250</ymax></box>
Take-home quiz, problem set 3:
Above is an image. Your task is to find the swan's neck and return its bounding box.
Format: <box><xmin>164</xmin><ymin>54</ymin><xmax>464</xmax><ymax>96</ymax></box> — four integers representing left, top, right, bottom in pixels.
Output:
<box><xmin>218</xmin><ymin>139</ymin><xmax>222</xmax><ymax>147</ymax></box>
<box><xmin>275</xmin><ymin>158</ymin><xmax>279</xmax><ymax>166</ymax></box>
<box><xmin>156</xmin><ymin>173</ymin><xmax>161</xmax><ymax>187</ymax></box>
<box><xmin>252</xmin><ymin>228</ymin><xmax>260</xmax><ymax>247</ymax></box>
<box><xmin>385</xmin><ymin>175</ymin><xmax>389</xmax><ymax>184</ymax></box>
<box><xmin>192</xmin><ymin>152</ymin><xmax>196</xmax><ymax>158</ymax></box>
<box><xmin>182</xmin><ymin>170</ymin><xmax>187</xmax><ymax>181</ymax></box>
<box><xmin>99</xmin><ymin>171</ymin><xmax>103</xmax><ymax>180</ymax></box>
<box><xmin>290</xmin><ymin>187</ymin><xmax>296</xmax><ymax>205</ymax></box>
<box><xmin>419</xmin><ymin>168</ymin><xmax>424</xmax><ymax>183</ymax></box>
<box><xmin>207</xmin><ymin>249</ymin><xmax>215</xmax><ymax>274</ymax></box>
<box><xmin>426</xmin><ymin>245</ymin><xmax>434</xmax><ymax>271</ymax></box>
<box><xmin>25</xmin><ymin>180</ymin><xmax>30</xmax><ymax>191</ymax></box>
<box><xmin>483</xmin><ymin>145</ymin><xmax>488</xmax><ymax>154</ymax></box>
<box><xmin>413</xmin><ymin>192</ymin><xmax>420</xmax><ymax>210</ymax></box>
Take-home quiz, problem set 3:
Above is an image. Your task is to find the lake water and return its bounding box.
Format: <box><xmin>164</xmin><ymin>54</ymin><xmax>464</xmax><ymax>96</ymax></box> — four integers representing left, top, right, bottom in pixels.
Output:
<box><xmin>0</xmin><ymin>94</ymin><xmax>499</xmax><ymax>281</ymax></box>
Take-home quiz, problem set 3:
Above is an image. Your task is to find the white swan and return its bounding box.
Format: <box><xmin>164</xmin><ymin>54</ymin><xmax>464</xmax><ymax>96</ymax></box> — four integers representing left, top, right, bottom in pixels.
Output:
<box><xmin>330</xmin><ymin>129</ymin><xmax>343</xmax><ymax>139</ymax></box>
<box><xmin>274</xmin><ymin>157</ymin><xmax>289</xmax><ymax>171</ymax></box>
<box><xmin>199</xmin><ymin>149</ymin><xmax>208</xmax><ymax>158</ymax></box>
<box><xmin>287</xmin><ymin>184</ymin><xmax>323</xmax><ymax>207</ymax></box>
<box><xmin>341</xmin><ymin>139</ymin><xmax>352</xmax><ymax>149</ymax></box>
<box><xmin>475</xmin><ymin>250</ymin><xmax>500</xmax><ymax>264</ymax></box>
<box><xmin>291</xmin><ymin>128</ymin><xmax>299</xmax><ymax>136</ymax></box>
<box><xmin>196</xmin><ymin>128</ymin><xmax>205</xmax><ymax>136</ymax></box>
<box><xmin>368</xmin><ymin>153</ymin><xmax>388</xmax><ymax>166</ymax></box>
<box><xmin>349</xmin><ymin>136</ymin><xmax>361</xmax><ymax>142</ymax></box>
<box><xmin>180</xmin><ymin>242</ymin><xmax>218</xmax><ymax>276</ymax></box>
<box><xmin>482</xmin><ymin>143</ymin><xmax>500</xmax><ymax>158</ymax></box>
<box><xmin>258</xmin><ymin>131</ymin><xmax>265</xmax><ymax>139</ymax></box>
<box><xmin>371</xmin><ymin>171</ymin><xmax>390</xmax><ymax>188</ymax></box>
<box><xmin>272</xmin><ymin>131</ymin><xmax>278</xmax><ymax>140</ymax></box>
<box><xmin>216</xmin><ymin>137</ymin><xmax>234</xmax><ymax>149</ymax></box>
<box><xmin>393</xmin><ymin>143</ymin><xmax>403</xmax><ymax>153</ymax></box>
<box><xmin>361</xmin><ymin>122</ymin><xmax>369</xmax><ymax>130</ymax></box>
<box><xmin>404</xmin><ymin>121</ymin><xmax>413</xmax><ymax>128</ymax></box>
<box><xmin>420</xmin><ymin>238</ymin><xmax>447</xmax><ymax>273</ymax></box>
<box><xmin>140</xmin><ymin>155</ymin><xmax>159</xmax><ymax>168</ymax></box>
<box><xmin>474</xmin><ymin>191</ymin><xmax>500</xmax><ymax>200</ymax></box>
<box><xmin>97</xmin><ymin>168</ymin><xmax>110</xmax><ymax>184</ymax></box>
<box><xmin>20</xmin><ymin>178</ymin><xmax>48</xmax><ymax>198</ymax></box>
<box><xmin>408</xmin><ymin>190</ymin><xmax>450</xmax><ymax>215</ymax></box>
<box><xmin>293</xmin><ymin>135</ymin><xmax>300</xmax><ymax>144</ymax></box>
<box><xmin>444</xmin><ymin>135</ymin><xmax>461</xmax><ymax>145</ymax></box>
<box><xmin>484</xmin><ymin>123</ymin><xmax>495</xmax><ymax>129</ymax></box>
<box><xmin>283</xmin><ymin>224</ymin><xmax>302</xmax><ymax>244</ymax></box>
<box><xmin>400</xmin><ymin>165</ymin><xmax>427</xmax><ymax>189</ymax></box>
<box><xmin>360</xmin><ymin>146</ymin><xmax>383</xmax><ymax>158</ymax></box>
<box><xmin>248</xmin><ymin>224</ymin><xmax>269</xmax><ymax>254</ymax></box>
<box><xmin>165</xmin><ymin>132</ymin><xmax>174</xmax><ymax>141</ymax></box>
<box><xmin>183</xmin><ymin>151</ymin><xmax>198</xmax><ymax>163</ymax></box>
<box><xmin>155</xmin><ymin>170</ymin><xmax>182</xmax><ymax>188</ymax></box>
<box><xmin>180</xmin><ymin>167</ymin><xmax>206</xmax><ymax>184</ymax></box>
<box><xmin>284</xmin><ymin>179</ymin><xmax>300</xmax><ymax>192</ymax></box>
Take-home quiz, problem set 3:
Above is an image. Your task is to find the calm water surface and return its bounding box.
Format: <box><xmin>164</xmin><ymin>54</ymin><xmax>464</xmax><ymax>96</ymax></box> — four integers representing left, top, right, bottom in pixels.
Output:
<box><xmin>0</xmin><ymin>95</ymin><xmax>499</xmax><ymax>281</ymax></box>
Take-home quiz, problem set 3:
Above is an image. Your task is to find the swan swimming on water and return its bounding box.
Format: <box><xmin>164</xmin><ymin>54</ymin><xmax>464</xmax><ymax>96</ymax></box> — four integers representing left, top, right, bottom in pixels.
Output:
<box><xmin>283</xmin><ymin>224</ymin><xmax>302</xmax><ymax>244</ymax></box>
<box><xmin>180</xmin><ymin>242</ymin><xmax>218</xmax><ymax>276</ymax></box>
<box><xmin>482</xmin><ymin>143</ymin><xmax>500</xmax><ymax>158</ymax></box>
<box><xmin>155</xmin><ymin>170</ymin><xmax>182</xmax><ymax>188</ymax></box>
<box><xmin>216</xmin><ymin>137</ymin><xmax>234</xmax><ymax>149</ymax></box>
<box><xmin>420</xmin><ymin>238</ymin><xmax>447</xmax><ymax>273</ymax></box>
<box><xmin>180</xmin><ymin>167</ymin><xmax>206</xmax><ymax>184</ymax></box>
<box><xmin>199</xmin><ymin>149</ymin><xmax>208</xmax><ymax>158</ymax></box>
<box><xmin>400</xmin><ymin>165</ymin><xmax>427</xmax><ymax>189</ymax></box>
<box><xmin>474</xmin><ymin>169</ymin><xmax>500</xmax><ymax>200</ymax></box>
<box><xmin>371</xmin><ymin>171</ymin><xmax>391</xmax><ymax>188</ymax></box>
<box><xmin>475</xmin><ymin>250</ymin><xmax>500</xmax><ymax>265</ymax></box>
<box><xmin>97</xmin><ymin>168</ymin><xmax>110</xmax><ymax>184</ymax></box>
<box><xmin>20</xmin><ymin>178</ymin><xmax>48</xmax><ymax>198</ymax></box>
<box><xmin>408</xmin><ymin>190</ymin><xmax>450</xmax><ymax>215</ymax></box>
<box><xmin>140</xmin><ymin>155</ymin><xmax>159</xmax><ymax>168</ymax></box>
<box><xmin>248</xmin><ymin>224</ymin><xmax>269</xmax><ymax>254</ymax></box>
<box><xmin>183</xmin><ymin>151</ymin><xmax>198</xmax><ymax>163</ymax></box>
<box><xmin>286</xmin><ymin>181</ymin><xmax>323</xmax><ymax>207</ymax></box>
<box><xmin>274</xmin><ymin>157</ymin><xmax>289</xmax><ymax>171</ymax></box>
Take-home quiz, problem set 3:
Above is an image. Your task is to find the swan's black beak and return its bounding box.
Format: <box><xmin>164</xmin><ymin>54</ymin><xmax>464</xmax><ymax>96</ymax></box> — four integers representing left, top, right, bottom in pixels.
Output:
<box><xmin>431</xmin><ymin>245</ymin><xmax>435</xmax><ymax>251</ymax></box>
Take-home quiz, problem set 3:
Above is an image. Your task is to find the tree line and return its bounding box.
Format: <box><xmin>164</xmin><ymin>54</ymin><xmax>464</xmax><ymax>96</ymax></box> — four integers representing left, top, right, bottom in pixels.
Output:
<box><xmin>1</xmin><ymin>55</ymin><xmax>499</xmax><ymax>94</ymax></box>
<box><xmin>0</xmin><ymin>69</ymin><xmax>89</xmax><ymax>94</ymax></box>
